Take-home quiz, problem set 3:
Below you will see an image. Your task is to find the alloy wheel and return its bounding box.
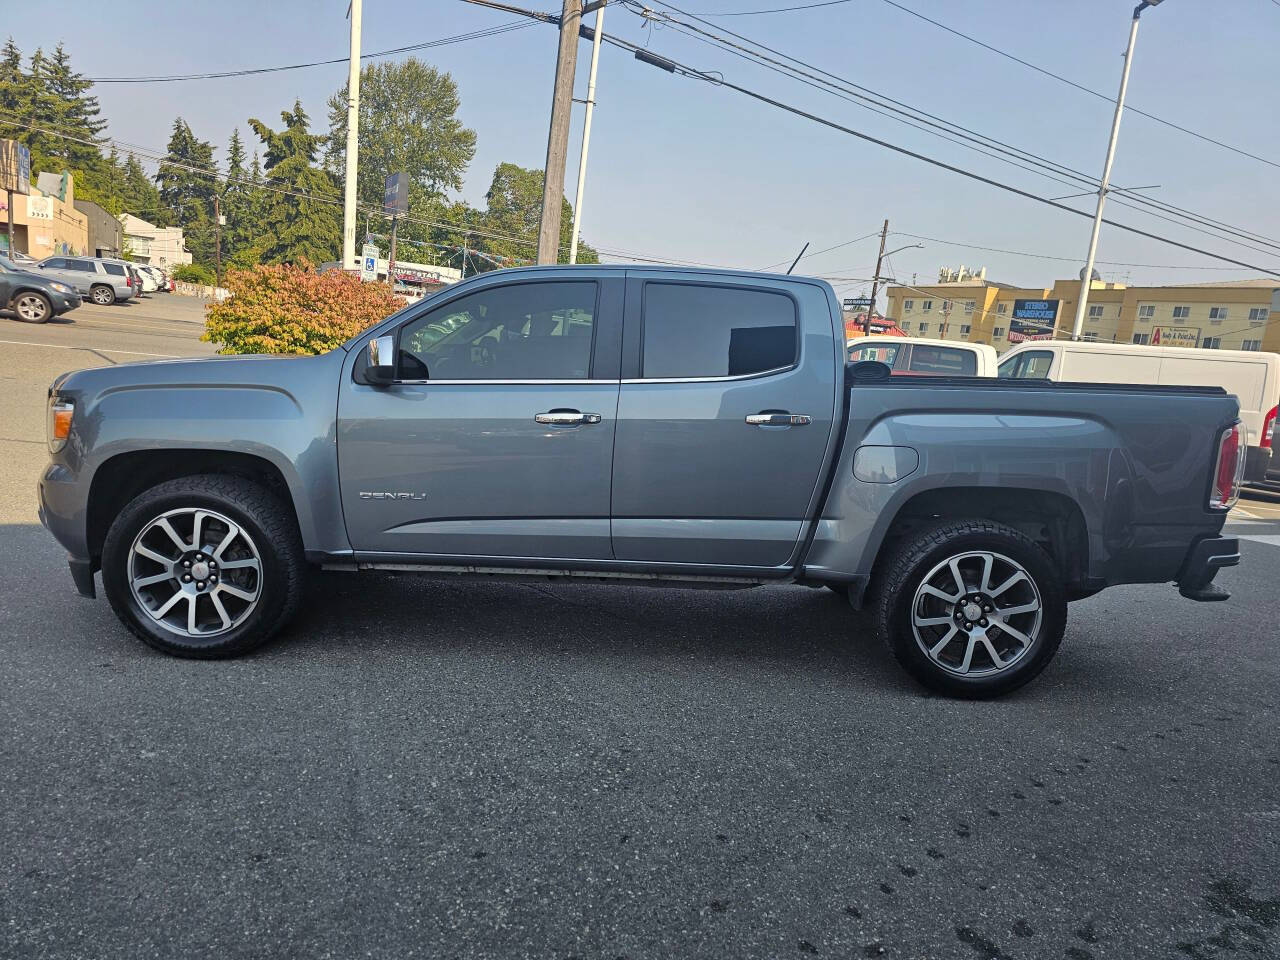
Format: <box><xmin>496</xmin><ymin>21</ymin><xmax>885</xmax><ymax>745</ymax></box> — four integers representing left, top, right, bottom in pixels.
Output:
<box><xmin>910</xmin><ymin>550</ymin><xmax>1043</xmax><ymax>677</ymax></box>
<box><xmin>128</xmin><ymin>507</ymin><xmax>263</xmax><ymax>639</ymax></box>
<box><xmin>15</xmin><ymin>294</ymin><xmax>48</xmax><ymax>321</ymax></box>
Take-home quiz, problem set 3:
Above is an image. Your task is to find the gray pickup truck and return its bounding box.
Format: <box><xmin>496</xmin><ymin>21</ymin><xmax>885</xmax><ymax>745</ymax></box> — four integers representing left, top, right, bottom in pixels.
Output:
<box><xmin>38</xmin><ymin>266</ymin><xmax>1246</xmax><ymax>697</ymax></box>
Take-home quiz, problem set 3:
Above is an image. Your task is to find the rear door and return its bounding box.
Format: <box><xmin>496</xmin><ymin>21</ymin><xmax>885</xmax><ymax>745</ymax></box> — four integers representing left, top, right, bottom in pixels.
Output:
<box><xmin>611</xmin><ymin>273</ymin><xmax>839</xmax><ymax>568</ymax></box>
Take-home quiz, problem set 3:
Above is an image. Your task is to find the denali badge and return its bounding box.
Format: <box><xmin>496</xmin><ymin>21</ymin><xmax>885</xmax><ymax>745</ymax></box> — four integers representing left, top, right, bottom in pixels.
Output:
<box><xmin>359</xmin><ymin>491</ymin><xmax>427</xmax><ymax>501</ymax></box>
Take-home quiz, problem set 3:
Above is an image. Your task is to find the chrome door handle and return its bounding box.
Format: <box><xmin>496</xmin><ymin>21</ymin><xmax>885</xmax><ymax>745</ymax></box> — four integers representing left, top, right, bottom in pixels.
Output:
<box><xmin>746</xmin><ymin>413</ymin><xmax>811</xmax><ymax>426</ymax></box>
<box><xmin>535</xmin><ymin>411</ymin><xmax>602</xmax><ymax>425</ymax></box>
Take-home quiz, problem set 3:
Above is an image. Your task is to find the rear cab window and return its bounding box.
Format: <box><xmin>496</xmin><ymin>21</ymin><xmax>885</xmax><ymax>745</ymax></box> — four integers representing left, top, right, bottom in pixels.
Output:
<box><xmin>907</xmin><ymin>345</ymin><xmax>978</xmax><ymax>376</ymax></box>
<box><xmin>641</xmin><ymin>282</ymin><xmax>797</xmax><ymax>378</ymax></box>
<box><xmin>849</xmin><ymin>343</ymin><xmax>901</xmax><ymax>366</ymax></box>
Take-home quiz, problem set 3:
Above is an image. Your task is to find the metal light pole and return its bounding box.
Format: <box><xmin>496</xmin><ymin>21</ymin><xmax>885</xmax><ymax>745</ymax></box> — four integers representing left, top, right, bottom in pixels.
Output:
<box><xmin>341</xmin><ymin>0</ymin><xmax>363</xmax><ymax>271</ymax></box>
<box><xmin>569</xmin><ymin>3</ymin><xmax>605</xmax><ymax>264</ymax></box>
<box><xmin>1070</xmin><ymin>0</ymin><xmax>1164</xmax><ymax>341</ymax></box>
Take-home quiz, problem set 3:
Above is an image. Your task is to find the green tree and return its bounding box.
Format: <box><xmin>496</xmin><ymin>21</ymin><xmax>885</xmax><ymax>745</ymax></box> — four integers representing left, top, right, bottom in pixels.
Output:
<box><xmin>248</xmin><ymin>101</ymin><xmax>340</xmax><ymax>265</ymax></box>
<box><xmin>41</xmin><ymin>43</ymin><xmax>111</xmax><ymax>198</ymax></box>
<box><xmin>221</xmin><ymin>128</ymin><xmax>248</xmax><ymax>263</ymax></box>
<box><xmin>120</xmin><ymin>152</ymin><xmax>162</xmax><ymax>222</ymax></box>
<box><xmin>156</xmin><ymin>117</ymin><xmax>217</xmax><ymax>265</ymax></box>
<box><xmin>0</xmin><ymin>38</ymin><xmax>35</xmax><ymax>148</ymax></box>
<box><xmin>472</xmin><ymin>162</ymin><xmax>597</xmax><ymax>271</ymax></box>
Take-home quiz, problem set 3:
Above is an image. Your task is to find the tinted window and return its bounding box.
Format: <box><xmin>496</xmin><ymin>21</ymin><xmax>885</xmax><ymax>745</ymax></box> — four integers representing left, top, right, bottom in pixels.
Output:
<box><xmin>907</xmin><ymin>344</ymin><xmax>978</xmax><ymax>376</ymax></box>
<box><xmin>997</xmin><ymin>350</ymin><xmax>1053</xmax><ymax>379</ymax></box>
<box><xmin>102</xmin><ymin>262</ymin><xmax>126</xmax><ymax>276</ymax></box>
<box><xmin>399</xmin><ymin>281</ymin><xmax>596</xmax><ymax>381</ymax></box>
<box><xmin>66</xmin><ymin>259</ymin><xmax>94</xmax><ymax>272</ymax></box>
<box><xmin>642</xmin><ymin>283</ymin><xmax>797</xmax><ymax>378</ymax></box>
<box><xmin>42</xmin><ymin>258</ymin><xmax>67</xmax><ymax>269</ymax></box>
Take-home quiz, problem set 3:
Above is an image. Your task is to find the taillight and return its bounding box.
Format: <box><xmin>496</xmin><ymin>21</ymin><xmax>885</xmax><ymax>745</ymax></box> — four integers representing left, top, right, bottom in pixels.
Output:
<box><xmin>1209</xmin><ymin>421</ymin><xmax>1246</xmax><ymax>510</ymax></box>
<box><xmin>1263</xmin><ymin>405</ymin><xmax>1277</xmax><ymax>449</ymax></box>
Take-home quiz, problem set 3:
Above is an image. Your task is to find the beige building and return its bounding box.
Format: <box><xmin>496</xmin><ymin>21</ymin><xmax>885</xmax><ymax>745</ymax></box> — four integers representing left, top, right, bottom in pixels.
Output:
<box><xmin>0</xmin><ymin>170</ymin><xmax>89</xmax><ymax>259</ymax></box>
<box><xmin>886</xmin><ymin>269</ymin><xmax>1279</xmax><ymax>354</ymax></box>
<box><xmin>119</xmin><ymin>213</ymin><xmax>192</xmax><ymax>268</ymax></box>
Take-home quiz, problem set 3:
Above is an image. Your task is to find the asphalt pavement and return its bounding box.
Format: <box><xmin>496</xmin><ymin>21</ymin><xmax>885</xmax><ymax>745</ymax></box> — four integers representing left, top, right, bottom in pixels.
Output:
<box><xmin>2</xmin><ymin>297</ymin><xmax>1278</xmax><ymax>960</ymax></box>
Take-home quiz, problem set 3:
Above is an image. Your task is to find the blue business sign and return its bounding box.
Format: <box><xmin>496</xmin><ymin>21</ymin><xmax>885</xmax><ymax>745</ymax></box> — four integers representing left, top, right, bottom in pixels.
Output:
<box><xmin>1011</xmin><ymin>299</ymin><xmax>1059</xmax><ymax>321</ymax></box>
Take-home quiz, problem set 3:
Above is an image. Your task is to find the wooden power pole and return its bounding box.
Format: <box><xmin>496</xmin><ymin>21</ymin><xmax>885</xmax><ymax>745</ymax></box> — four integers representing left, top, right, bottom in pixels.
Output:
<box><xmin>536</xmin><ymin>0</ymin><xmax>583</xmax><ymax>265</ymax></box>
<box><xmin>213</xmin><ymin>195</ymin><xmax>222</xmax><ymax>288</ymax></box>
<box><xmin>864</xmin><ymin>218</ymin><xmax>889</xmax><ymax>336</ymax></box>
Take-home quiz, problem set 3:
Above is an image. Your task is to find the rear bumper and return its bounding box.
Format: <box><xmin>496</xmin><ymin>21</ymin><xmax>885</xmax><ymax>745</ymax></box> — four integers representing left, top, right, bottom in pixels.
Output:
<box><xmin>1176</xmin><ymin>536</ymin><xmax>1240</xmax><ymax>602</ymax></box>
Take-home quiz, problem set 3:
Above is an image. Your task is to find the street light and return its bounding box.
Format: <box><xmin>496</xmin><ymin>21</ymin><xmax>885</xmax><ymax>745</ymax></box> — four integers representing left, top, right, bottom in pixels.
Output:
<box><xmin>1069</xmin><ymin>0</ymin><xmax>1165</xmax><ymax>341</ymax></box>
<box><xmin>864</xmin><ymin>242</ymin><xmax>923</xmax><ymax>335</ymax></box>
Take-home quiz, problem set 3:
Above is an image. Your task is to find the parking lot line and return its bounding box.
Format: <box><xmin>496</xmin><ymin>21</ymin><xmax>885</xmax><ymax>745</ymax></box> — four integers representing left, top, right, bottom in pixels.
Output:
<box><xmin>0</xmin><ymin>338</ymin><xmax>178</xmax><ymax>358</ymax></box>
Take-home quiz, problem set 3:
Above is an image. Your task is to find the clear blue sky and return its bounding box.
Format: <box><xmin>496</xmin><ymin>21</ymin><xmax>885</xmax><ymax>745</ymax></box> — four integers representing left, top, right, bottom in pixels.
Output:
<box><xmin>10</xmin><ymin>0</ymin><xmax>1280</xmax><ymax>297</ymax></box>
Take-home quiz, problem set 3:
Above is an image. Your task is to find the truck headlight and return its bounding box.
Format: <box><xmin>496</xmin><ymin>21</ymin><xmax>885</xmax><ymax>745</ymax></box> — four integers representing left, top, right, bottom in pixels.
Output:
<box><xmin>47</xmin><ymin>396</ymin><xmax>74</xmax><ymax>453</ymax></box>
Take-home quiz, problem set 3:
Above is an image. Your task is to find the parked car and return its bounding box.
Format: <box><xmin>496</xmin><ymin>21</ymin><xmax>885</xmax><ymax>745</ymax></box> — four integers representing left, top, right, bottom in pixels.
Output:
<box><xmin>130</xmin><ymin>263</ymin><xmax>158</xmax><ymax>294</ymax></box>
<box><xmin>38</xmin><ymin>266</ymin><xmax>1245</xmax><ymax>698</ymax></box>
<box><xmin>0</xmin><ymin>254</ymin><xmax>80</xmax><ymax>322</ymax></box>
<box><xmin>139</xmin><ymin>265</ymin><xmax>167</xmax><ymax>291</ymax></box>
<box><xmin>849</xmin><ymin>335</ymin><xmax>998</xmax><ymax>376</ymax></box>
<box><xmin>34</xmin><ymin>256</ymin><xmax>135</xmax><ymax>305</ymax></box>
<box><xmin>999</xmin><ymin>339</ymin><xmax>1279</xmax><ymax>483</ymax></box>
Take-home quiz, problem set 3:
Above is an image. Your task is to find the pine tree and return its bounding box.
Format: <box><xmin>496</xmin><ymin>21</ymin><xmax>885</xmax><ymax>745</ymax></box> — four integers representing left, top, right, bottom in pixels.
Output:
<box><xmin>42</xmin><ymin>43</ymin><xmax>109</xmax><ymax>193</ymax></box>
<box><xmin>120</xmin><ymin>153</ymin><xmax>162</xmax><ymax>221</ymax></box>
<box><xmin>156</xmin><ymin>117</ymin><xmax>217</xmax><ymax>266</ymax></box>
<box><xmin>221</xmin><ymin>128</ymin><xmax>247</xmax><ymax>264</ymax></box>
<box><xmin>0</xmin><ymin>38</ymin><xmax>34</xmax><ymax>147</ymax></box>
<box><xmin>248</xmin><ymin>101</ymin><xmax>341</xmax><ymax>265</ymax></box>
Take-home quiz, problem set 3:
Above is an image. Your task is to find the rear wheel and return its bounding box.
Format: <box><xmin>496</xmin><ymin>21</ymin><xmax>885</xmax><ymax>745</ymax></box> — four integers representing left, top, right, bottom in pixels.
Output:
<box><xmin>11</xmin><ymin>291</ymin><xmax>50</xmax><ymax>323</ymax></box>
<box><xmin>90</xmin><ymin>284</ymin><xmax>116</xmax><ymax>305</ymax></box>
<box><xmin>101</xmin><ymin>475</ymin><xmax>305</xmax><ymax>658</ymax></box>
<box><xmin>874</xmin><ymin>520</ymin><xmax>1066</xmax><ymax>698</ymax></box>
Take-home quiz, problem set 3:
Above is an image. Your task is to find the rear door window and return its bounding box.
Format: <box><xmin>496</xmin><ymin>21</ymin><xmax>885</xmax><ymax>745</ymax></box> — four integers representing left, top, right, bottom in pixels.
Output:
<box><xmin>66</xmin><ymin>259</ymin><xmax>95</xmax><ymax>272</ymax></box>
<box><xmin>641</xmin><ymin>283</ymin><xmax>797</xmax><ymax>379</ymax></box>
<box><xmin>102</xmin><ymin>262</ymin><xmax>126</xmax><ymax>276</ymax></box>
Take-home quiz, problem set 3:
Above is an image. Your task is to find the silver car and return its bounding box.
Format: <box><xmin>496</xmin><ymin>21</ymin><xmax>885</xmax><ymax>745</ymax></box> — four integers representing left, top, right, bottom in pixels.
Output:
<box><xmin>35</xmin><ymin>256</ymin><xmax>135</xmax><ymax>305</ymax></box>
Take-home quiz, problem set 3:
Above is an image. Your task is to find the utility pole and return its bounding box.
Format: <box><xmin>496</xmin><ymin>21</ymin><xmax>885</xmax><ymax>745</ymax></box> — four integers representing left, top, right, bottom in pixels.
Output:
<box><xmin>387</xmin><ymin>216</ymin><xmax>399</xmax><ymax>290</ymax></box>
<box><xmin>213</xmin><ymin>195</ymin><xmax>222</xmax><ymax>288</ymax></box>
<box><xmin>536</xmin><ymin>0</ymin><xmax>583</xmax><ymax>265</ymax></box>
<box><xmin>864</xmin><ymin>218</ymin><xmax>889</xmax><ymax>336</ymax></box>
<box><xmin>5</xmin><ymin>189</ymin><xmax>12</xmax><ymax>258</ymax></box>
<box><xmin>941</xmin><ymin>299</ymin><xmax>951</xmax><ymax>340</ymax></box>
<box><xmin>1071</xmin><ymin>0</ymin><xmax>1164</xmax><ymax>340</ymax></box>
<box><xmin>341</xmin><ymin>0</ymin><xmax>363</xmax><ymax>272</ymax></box>
<box><xmin>569</xmin><ymin>2</ymin><xmax>604</xmax><ymax>264</ymax></box>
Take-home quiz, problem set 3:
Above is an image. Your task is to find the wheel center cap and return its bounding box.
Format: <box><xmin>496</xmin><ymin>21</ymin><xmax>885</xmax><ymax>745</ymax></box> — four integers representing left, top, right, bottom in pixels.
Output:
<box><xmin>190</xmin><ymin>560</ymin><xmax>210</xmax><ymax>580</ymax></box>
<box><xmin>962</xmin><ymin>601</ymin><xmax>983</xmax><ymax>622</ymax></box>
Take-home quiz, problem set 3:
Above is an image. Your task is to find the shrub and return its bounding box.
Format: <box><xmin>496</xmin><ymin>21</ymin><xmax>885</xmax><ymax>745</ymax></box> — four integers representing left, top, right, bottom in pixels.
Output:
<box><xmin>203</xmin><ymin>262</ymin><xmax>405</xmax><ymax>355</ymax></box>
<box><xmin>173</xmin><ymin>263</ymin><xmax>217</xmax><ymax>285</ymax></box>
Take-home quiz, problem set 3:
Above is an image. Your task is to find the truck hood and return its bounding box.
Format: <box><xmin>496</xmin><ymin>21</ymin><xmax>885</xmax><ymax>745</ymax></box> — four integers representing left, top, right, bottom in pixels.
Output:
<box><xmin>52</xmin><ymin>351</ymin><xmax>343</xmax><ymax>396</ymax></box>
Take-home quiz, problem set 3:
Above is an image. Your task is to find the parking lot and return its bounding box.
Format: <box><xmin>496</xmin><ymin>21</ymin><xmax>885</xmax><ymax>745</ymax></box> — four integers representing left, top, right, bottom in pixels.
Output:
<box><xmin>2</xmin><ymin>298</ymin><xmax>1278</xmax><ymax>959</ymax></box>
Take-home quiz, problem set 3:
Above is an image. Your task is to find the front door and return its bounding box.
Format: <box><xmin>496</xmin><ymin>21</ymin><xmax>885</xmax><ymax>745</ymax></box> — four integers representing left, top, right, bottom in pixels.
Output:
<box><xmin>338</xmin><ymin>276</ymin><xmax>623</xmax><ymax>561</ymax></box>
<box><xmin>610</xmin><ymin>274</ymin><xmax>838</xmax><ymax>568</ymax></box>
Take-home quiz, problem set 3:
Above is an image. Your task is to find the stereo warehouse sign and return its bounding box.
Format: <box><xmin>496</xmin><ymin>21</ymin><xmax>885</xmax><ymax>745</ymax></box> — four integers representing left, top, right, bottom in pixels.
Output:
<box><xmin>1007</xmin><ymin>299</ymin><xmax>1060</xmax><ymax>343</ymax></box>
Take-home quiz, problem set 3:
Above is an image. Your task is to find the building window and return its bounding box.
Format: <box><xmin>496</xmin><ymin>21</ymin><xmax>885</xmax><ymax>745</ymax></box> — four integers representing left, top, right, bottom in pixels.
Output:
<box><xmin>960</xmin><ymin>324</ymin><xmax>971</xmax><ymax>336</ymax></box>
<box><xmin>903</xmin><ymin>299</ymin><xmax>914</xmax><ymax>311</ymax></box>
<box><xmin>1249</xmin><ymin>307</ymin><xmax>1268</xmax><ymax>324</ymax></box>
<box><xmin>1088</xmin><ymin>304</ymin><xmax>1104</xmax><ymax>319</ymax></box>
<box><xmin>900</xmin><ymin>321</ymin><xmax>910</xmax><ymax>331</ymax></box>
<box><xmin>1242</xmin><ymin>340</ymin><xmax>1262</xmax><ymax>351</ymax></box>
<box><xmin>963</xmin><ymin>301</ymin><xmax>975</xmax><ymax>315</ymax></box>
<box><xmin>1172</xmin><ymin>305</ymin><xmax>1190</xmax><ymax>320</ymax></box>
<box><xmin>1082</xmin><ymin>332</ymin><xmax>1099</xmax><ymax>341</ymax></box>
<box><xmin>993</xmin><ymin>326</ymin><xmax>1005</xmax><ymax>338</ymax></box>
<box><xmin>1138</xmin><ymin>305</ymin><xmax>1155</xmax><ymax>320</ymax></box>
<box><xmin>996</xmin><ymin>303</ymin><xmax>1008</xmax><ymax>315</ymax></box>
<box><xmin>1209</xmin><ymin>306</ymin><xmax>1228</xmax><ymax>324</ymax></box>
<box><xmin>1132</xmin><ymin>333</ymin><xmax>1150</xmax><ymax>345</ymax></box>
<box><xmin>918</xmin><ymin>323</ymin><xmax>929</xmax><ymax>334</ymax></box>
<box><xmin>1202</xmin><ymin>337</ymin><xmax>1221</xmax><ymax>350</ymax></box>
<box><xmin>921</xmin><ymin>300</ymin><xmax>933</xmax><ymax>312</ymax></box>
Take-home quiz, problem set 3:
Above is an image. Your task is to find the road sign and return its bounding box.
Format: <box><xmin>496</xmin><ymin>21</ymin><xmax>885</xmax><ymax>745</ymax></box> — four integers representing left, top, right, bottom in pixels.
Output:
<box><xmin>383</xmin><ymin>173</ymin><xmax>409</xmax><ymax>217</ymax></box>
<box><xmin>1151</xmin><ymin>325</ymin><xmax>1200</xmax><ymax>348</ymax></box>
<box><xmin>361</xmin><ymin>242</ymin><xmax>379</xmax><ymax>282</ymax></box>
<box><xmin>843</xmin><ymin>297</ymin><xmax>873</xmax><ymax>309</ymax></box>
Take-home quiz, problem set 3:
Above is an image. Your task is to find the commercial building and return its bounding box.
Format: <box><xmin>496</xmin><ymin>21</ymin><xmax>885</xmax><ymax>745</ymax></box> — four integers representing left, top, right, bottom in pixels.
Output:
<box><xmin>73</xmin><ymin>198</ymin><xmax>124</xmax><ymax>259</ymax></box>
<box><xmin>885</xmin><ymin>268</ymin><xmax>1279</xmax><ymax>354</ymax></box>
<box><xmin>0</xmin><ymin>169</ymin><xmax>89</xmax><ymax>259</ymax></box>
<box><xmin>118</xmin><ymin>213</ymin><xmax>192</xmax><ymax>269</ymax></box>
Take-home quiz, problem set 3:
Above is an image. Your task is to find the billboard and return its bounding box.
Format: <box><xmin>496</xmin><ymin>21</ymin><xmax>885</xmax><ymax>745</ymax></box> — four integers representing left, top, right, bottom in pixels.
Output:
<box><xmin>383</xmin><ymin>172</ymin><xmax>409</xmax><ymax>217</ymax></box>
<box><xmin>1008</xmin><ymin>299</ymin><xmax>1059</xmax><ymax>343</ymax></box>
<box><xmin>0</xmin><ymin>140</ymin><xmax>31</xmax><ymax>195</ymax></box>
<box><xmin>843</xmin><ymin>297</ymin><xmax>873</xmax><ymax>309</ymax></box>
<box><xmin>1151</xmin><ymin>325</ymin><xmax>1200</xmax><ymax>348</ymax></box>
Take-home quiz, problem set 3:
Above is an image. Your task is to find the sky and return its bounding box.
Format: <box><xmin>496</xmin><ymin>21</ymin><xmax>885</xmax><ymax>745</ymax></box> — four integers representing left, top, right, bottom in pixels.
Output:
<box><xmin>9</xmin><ymin>0</ymin><xmax>1280</xmax><ymax>301</ymax></box>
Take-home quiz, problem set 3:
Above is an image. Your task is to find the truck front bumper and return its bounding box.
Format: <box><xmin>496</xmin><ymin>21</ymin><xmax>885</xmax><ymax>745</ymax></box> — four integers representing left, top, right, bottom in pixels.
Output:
<box><xmin>1176</xmin><ymin>536</ymin><xmax>1240</xmax><ymax>602</ymax></box>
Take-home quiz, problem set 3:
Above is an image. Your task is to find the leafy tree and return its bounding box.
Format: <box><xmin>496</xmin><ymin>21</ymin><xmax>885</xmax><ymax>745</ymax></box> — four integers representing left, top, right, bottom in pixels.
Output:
<box><xmin>156</xmin><ymin>117</ymin><xmax>217</xmax><ymax>265</ymax></box>
<box><xmin>248</xmin><ymin>101</ymin><xmax>341</xmax><ymax>265</ymax></box>
<box><xmin>473</xmin><ymin>162</ymin><xmax>597</xmax><ymax>271</ymax></box>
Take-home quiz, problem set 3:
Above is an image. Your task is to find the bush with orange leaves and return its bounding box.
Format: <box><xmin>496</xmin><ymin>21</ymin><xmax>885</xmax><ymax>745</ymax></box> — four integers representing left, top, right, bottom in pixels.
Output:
<box><xmin>203</xmin><ymin>261</ymin><xmax>406</xmax><ymax>355</ymax></box>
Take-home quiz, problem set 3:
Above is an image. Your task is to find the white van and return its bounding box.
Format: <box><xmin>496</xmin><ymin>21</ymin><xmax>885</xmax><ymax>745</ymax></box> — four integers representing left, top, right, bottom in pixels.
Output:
<box><xmin>848</xmin><ymin>336</ymin><xmax>999</xmax><ymax>377</ymax></box>
<box><xmin>998</xmin><ymin>340</ymin><xmax>1279</xmax><ymax>482</ymax></box>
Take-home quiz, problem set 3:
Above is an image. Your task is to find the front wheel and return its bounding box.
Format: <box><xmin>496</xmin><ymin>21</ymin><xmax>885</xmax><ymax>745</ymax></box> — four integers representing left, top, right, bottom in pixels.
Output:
<box><xmin>101</xmin><ymin>475</ymin><xmax>305</xmax><ymax>658</ymax></box>
<box><xmin>90</xmin><ymin>284</ymin><xmax>116</xmax><ymax>305</ymax></box>
<box><xmin>874</xmin><ymin>520</ymin><xmax>1066</xmax><ymax>698</ymax></box>
<box><xmin>12</xmin><ymin>291</ymin><xmax>51</xmax><ymax>323</ymax></box>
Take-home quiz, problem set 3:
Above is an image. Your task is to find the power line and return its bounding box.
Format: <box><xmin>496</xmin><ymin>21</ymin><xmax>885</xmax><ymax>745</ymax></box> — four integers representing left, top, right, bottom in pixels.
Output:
<box><xmin>756</xmin><ymin>230</ymin><xmax>881</xmax><ymax>271</ymax></box>
<box><xmin>696</xmin><ymin>0</ymin><xmax>853</xmax><ymax>14</ymax></box>
<box><xmin>86</xmin><ymin>22</ymin><xmax>535</xmax><ymax>83</ymax></box>
<box><xmin>632</xmin><ymin>0</ymin><xmax>1280</xmax><ymax>256</ymax></box>
<box><xmin>875</xmin><ymin>0</ymin><xmax>1280</xmax><ymax>173</ymax></box>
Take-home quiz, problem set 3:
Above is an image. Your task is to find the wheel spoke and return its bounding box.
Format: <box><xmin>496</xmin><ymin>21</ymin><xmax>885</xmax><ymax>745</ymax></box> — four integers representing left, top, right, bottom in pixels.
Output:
<box><xmin>156</xmin><ymin>518</ymin><xmax>189</xmax><ymax>552</ymax></box>
<box><xmin>920</xmin><ymin>584</ymin><xmax>961</xmax><ymax>603</ymax></box>
<box><xmin>979</xmin><ymin>634</ymin><xmax>1006</xmax><ymax>668</ymax></box>
<box><xmin>990</xmin><ymin>570</ymin><xmax>1028</xmax><ymax>597</ymax></box>
<box><xmin>191</xmin><ymin>511</ymin><xmax>206</xmax><ymax>552</ymax></box>
<box><xmin>134</xmin><ymin>544</ymin><xmax>173</xmax><ymax>566</ymax></box>
<box><xmin>978</xmin><ymin>553</ymin><xmax>994</xmax><ymax>593</ymax></box>
<box><xmin>216</xmin><ymin>583</ymin><xmax>256</xmax><ymax>602</ymax></box>
<box><xmin>213</xmin><ymin>525</ymin><xmax>239</xmax><ymax>559</ymax></box>
<box><xmin>929</xmin><ymin>625</ymin><xmax>959</xmax><ymax>657</ymax></box>
<box><xmin>993</xmin><ymin>620</ymin><xmax>1035</xmax><ymax>649</ymax></box>
<box><xmin>958</xmin><ymin>634</ymin><xmax>978</xmax><ymax>674</ymax></box>
<box><xmin>210</xmin><ymin>592</ymin><xmax>232</xmax><ymax>630</ymax></box>
<box><xmin>947</xmin><ymin>557</ymin><xmax>967</xmax><ymax>596</ymax></box>
<box><xmin>187</xmin><ymin>594</ymin><xmax>199</xmax><ymax>633</ymax></box>
<box><xmin>996</xmin><ymin>600</ymin><xmax>1040</xmax><ymax>617</ymax></box>
<box><xmin>153</xmin><ymin>590</ymin><xmax>185</xmax><ymax>618</ymax></box>
<box><xmin>914</xmin><ymin>614</ymin><xmax>955</xmax><ymax>628</ymax></box>
<box><xmin>132</xmin><ymin>571</ymin><xmax>172</xmax><ymax>589</ymax></box>
<box><xmin>218</xmin><ymin>558</ymin><xmax>259</xmax><ymax>572</ymax></box>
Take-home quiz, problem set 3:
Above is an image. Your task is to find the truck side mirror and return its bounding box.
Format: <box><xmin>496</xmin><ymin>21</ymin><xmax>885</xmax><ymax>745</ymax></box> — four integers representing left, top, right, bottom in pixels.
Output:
<box><xmin>365</xmin><ymin>335</ymin><xmax>397</xmax><ymax>386</ymax></box>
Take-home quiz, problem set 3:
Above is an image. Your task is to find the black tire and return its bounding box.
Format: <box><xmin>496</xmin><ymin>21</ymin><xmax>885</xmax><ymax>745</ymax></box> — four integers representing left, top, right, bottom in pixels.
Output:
<box><xmin>825</xmin><ymin>583</ymin><xmax>850</xmax><ymax>598</ymax></box>
<box><xmin>90</xmin><ymin>284</ymin><xmax>116</xmax><ymax>305</ymax></box>
<box><xmin>874</xmin><ymin>519</ymin><xmax>1066</xmax><ymax>699</ymax></box>
<box><xmin>101</xmin><ymin>475</ymin><xmax>305</xmax><ymax>658</ymax></box>
<box><xmin>11</xmin><ymin>290</ymin><xmax>51</xmax><ymax>323</ymax></box>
